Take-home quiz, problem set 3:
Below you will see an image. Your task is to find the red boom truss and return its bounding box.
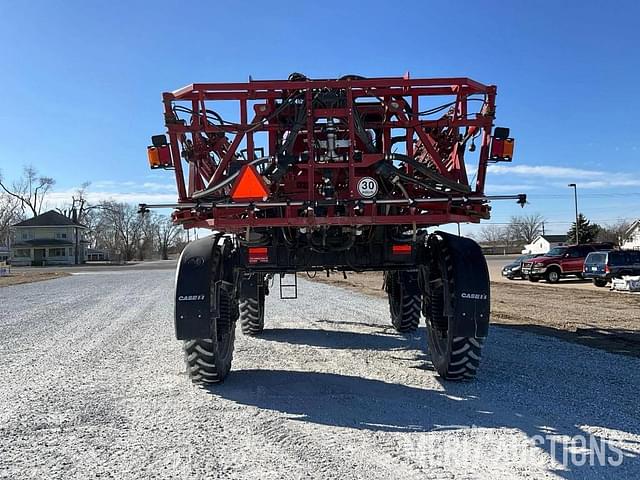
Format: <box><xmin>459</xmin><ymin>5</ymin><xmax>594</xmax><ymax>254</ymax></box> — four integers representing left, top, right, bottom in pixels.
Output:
<box><xmin>148</xmin><ymin>75</ymin><xmax>517</xmax><ymax>232</ymax></box>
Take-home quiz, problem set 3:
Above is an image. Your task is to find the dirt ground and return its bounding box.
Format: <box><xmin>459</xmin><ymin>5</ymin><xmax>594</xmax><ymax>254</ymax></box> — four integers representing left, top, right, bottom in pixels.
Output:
<box><xmin>312</xmin><ymin>270</ymin><xmax>640</xmax><ymax>358</ymax></box>
<box><xmin>0</xmin><ymin>271</ymin><xmax>70</xmax><ymax>288</ymax></box>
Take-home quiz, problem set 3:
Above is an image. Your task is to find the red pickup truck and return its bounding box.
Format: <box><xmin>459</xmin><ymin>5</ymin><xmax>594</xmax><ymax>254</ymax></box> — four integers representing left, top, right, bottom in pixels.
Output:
<box><xmin>522</xmin><ymin>243</ymin><xmax>614</xmax><ymax>283</ymax></box>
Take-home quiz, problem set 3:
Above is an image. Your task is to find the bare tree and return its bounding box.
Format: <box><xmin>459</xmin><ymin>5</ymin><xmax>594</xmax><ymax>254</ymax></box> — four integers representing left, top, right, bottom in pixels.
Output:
<box><xmin>58</xmin><ymin>182</ymin><xmax>92</xmax><ymax>224</ymax></box>
<box><xmin>0</xmin><ymin>190</ymin><xmax>25</xmax><ymax>247</ymax></box>
<box><xmin>507</xmin><ymin>213</ymin><xmax>545</xmax><ymax>244</ymax></box>
<box><xmin>0</xmin><ymin>166</ymin><xmax>55</xmax><ymax>217</ymax></box>
<box><xmin>154</xmin><ymin>214</ymin><xmax>181</xmax><ymax>260</ymax></box>
<box><xmin>136</xmin><ymin>214</ymin><xmax>157</xmax><ymax>260</ymax></box>
<box><xmin>89</xmin><ymin>203</ymin><xmax>182</xmax><ymax>261</ymax></box>
<box><xmin>597</xmin><ymin>219</ymin><xmax>632</xmax><ymax>245</ymax></box>
<box><xmin>477</xmin><ymin>224</ymin><xmax>508</xmax><ymax>244</ymax></box>
<box><xmin>93</xmin><ymin>202</ymin><xmax>144</xmax><ymax>262</ymax></box>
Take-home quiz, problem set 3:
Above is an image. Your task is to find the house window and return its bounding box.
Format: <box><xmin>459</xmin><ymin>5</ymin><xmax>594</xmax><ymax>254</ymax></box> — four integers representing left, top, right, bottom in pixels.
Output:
<box><xmin>55</xmin><ymin>232</ymin><xmax>68</xmax><ymax>239</ymax></box>
<box><xmin>49</xmin><ymin>248</ymin><xmax>67</xmax><ymax>257</ymax></box>
<box><xmin>15</xmin><ymin>249</ymin><xmax>31</xmax><ymax>258</ymax></box>
<box><xmin>21</xmin><ymin>232</ymin><xmax>30</xmax><ymax>240</ymax></box>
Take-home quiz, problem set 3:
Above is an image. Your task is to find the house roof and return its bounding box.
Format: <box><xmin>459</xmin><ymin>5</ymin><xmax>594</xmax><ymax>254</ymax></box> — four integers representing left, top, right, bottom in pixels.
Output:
<box><xmin>13</xmin><ymin>239</ymin><xmax>74</xmax><ymax>247</ymax></box>
<box><xmin>12</xmin><ymin>210</ymin><xmax>87</xmax><ymax>228</ymax></box>
<box><xmin>540</xmin><ymin>234</ymin><xmax>568</xmax><ymax>243</ymax></box>
<box><xmin>626</xmin><ymin>219</ymin><xmax>640</xmax><ymax>234</ymax></box>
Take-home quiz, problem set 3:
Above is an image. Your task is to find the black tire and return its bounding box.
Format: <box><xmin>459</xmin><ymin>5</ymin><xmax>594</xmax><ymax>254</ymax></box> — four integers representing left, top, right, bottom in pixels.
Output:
<box><xmin>593</xmin><ymin>278</ymin><xmax>607</xmax><ymax>288</ymax></box>
<box><xmin>429</xmin><ymin>334</ymin><xmax>485</xmax><ymax>380</ymax></box>
<box><xmin>545</xmin><ymin>268</ymin><xmax>561</xmax><ymax>283</ymax></box>
<box><xmin>239</xmin><ymin>287</ymin><xmax>265</xmax><ymax>335</ymax></box>
<box><xmin>385</xmin><ymin>271</ymin><xmax>421</xmax><ymax>332</ymax></box>
<box><xmin>425</xmin><ymin>236</ymin><xmax>486</xmax><ymax>380</ymax></box>
<box><xmin>183</xmin><ymin>243</ymin><xmax>238</xmax><ymax>385</ymax></box>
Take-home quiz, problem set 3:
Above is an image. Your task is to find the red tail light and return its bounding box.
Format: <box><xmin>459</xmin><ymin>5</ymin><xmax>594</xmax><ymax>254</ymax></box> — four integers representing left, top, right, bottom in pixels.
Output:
<box><xmin>392</xmin><ymin>244</ymin><xmax>412</xmax><ymax>255</ymax></box>
<box><xmin>248</xmin><ymin>247</ymin><xmax>269</xmax><ymax>264</ymax></box>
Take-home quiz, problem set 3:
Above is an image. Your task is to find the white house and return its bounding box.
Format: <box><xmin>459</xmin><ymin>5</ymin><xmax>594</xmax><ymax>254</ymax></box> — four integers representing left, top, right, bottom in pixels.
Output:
<box><xmin>522</xmin><ymin>234</ymin><xmax>568</xmax><ymax>254</ymax></box>
<box><xmin>10</xmin><ymin>210</ymin><xmax>88</xmax><ymax>266</ymax></box>
<box><xmin>622</xmin><ymin>220</ymin><xmax>640</xmax><ymax>250</ymax></box>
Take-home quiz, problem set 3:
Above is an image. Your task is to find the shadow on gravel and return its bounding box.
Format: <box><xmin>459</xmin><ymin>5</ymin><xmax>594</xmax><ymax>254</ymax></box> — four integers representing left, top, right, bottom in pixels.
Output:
<box><xmin>208</xmin><ymin>368</ymin><xmax>639</xmax><ymax>479</ymax></box>
<box><xmin>258</xmin><ymin>327</ymin><xmax>425</xmax><ymax>351</ymax></box>
<box><xmin>209</xmin><ymin>369</ymin><xmax>455</xmax><ymax>432</ymax></box>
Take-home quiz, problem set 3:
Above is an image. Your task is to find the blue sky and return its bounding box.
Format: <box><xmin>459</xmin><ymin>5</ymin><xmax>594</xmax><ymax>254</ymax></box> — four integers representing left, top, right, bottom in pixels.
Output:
<box><xmin>1</xmin><ymin>0</ymin><xmax>639</xmax><ymax>235</ymax></box>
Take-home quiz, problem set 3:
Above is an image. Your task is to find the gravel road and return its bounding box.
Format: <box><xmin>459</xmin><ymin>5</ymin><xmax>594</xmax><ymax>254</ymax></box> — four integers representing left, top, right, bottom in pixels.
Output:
<box><xmin>1</xmin><ymin>269</ymin><xmax>639</xmax><ymax>479</ymax></box>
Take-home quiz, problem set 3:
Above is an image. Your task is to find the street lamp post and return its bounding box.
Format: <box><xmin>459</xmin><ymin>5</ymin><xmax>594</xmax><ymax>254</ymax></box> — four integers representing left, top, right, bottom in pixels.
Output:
<box><xmin>568</xmin><ymin>183</ymin><xmax>579</xmax><ymax>243</ymax></box>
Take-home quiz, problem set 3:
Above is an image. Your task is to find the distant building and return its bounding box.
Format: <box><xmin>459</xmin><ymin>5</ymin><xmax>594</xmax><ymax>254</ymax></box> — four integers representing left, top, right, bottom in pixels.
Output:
<box><xmin>622</xmin><ymin>220</ymin><xmax>640</xmax><ymax>250</ymax></box>
<box><xmin>0</xmin><ymin>246</ymin><xmax>9</xmax><ymax>263</ymax></box>
<box><xmin>10</xmin><ymin>210</ymin><xmax>88</xmax><ymax>266</ymax></box>
<box><xmin>522</xmin><ymin>234</ymin><xmax>568</xmax><ymax>254</ymax></box>
<box><xmin>87</xmin><ymin>248</ymin><xmax>110</xmax><ymax>262</ymax></box>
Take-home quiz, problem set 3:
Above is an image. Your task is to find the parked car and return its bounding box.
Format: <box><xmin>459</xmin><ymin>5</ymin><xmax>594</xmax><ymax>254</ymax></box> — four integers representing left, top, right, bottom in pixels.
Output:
<box><xmin>583</xmin><ymin>250</ymin><xmax>640</xmax><ymax>287</ymax></box>
<box><xmin>501</xmin><ymin>254</ymin><xmax>542</xmax><ymax>279</ymax></box>
<box><xmin>522</xmin><ymin>242</ymin><xmax>614</xmax><ymax>283</ymax></box>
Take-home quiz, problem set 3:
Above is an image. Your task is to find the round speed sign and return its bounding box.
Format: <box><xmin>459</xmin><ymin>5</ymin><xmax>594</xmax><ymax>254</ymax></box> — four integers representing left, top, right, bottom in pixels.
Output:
<box><xmin>357</xmin><ymin>177</ymin><xmax>379</xmax><ymax>198</ymax></box>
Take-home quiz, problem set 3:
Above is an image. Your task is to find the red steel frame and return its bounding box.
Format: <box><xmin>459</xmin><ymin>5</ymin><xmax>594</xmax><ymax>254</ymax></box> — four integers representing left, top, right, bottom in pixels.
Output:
<box><xmin>159</xmin><ymin>76</ymin><xmax>498</xmax><ymax>232</ymax></box>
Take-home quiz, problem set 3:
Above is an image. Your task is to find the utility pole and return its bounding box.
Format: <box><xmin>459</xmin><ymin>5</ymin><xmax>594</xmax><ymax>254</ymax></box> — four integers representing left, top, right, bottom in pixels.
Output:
<box><xmin>568</xmin><ymin>183</ymin><xmax>579</xmax><ymax>243</ymax></box>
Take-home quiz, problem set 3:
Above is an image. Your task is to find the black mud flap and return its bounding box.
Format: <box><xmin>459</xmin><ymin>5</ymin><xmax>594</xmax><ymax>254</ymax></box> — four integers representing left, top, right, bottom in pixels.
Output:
<box><xmin>239</xmin><ymin>273</ymin><xmax>259</xmax><ymax>297</ymax></box>
<box><xmin>174</xmin><ymin>235</ymin><xmax>221</xmax><ymax>340</ymax></box>
<box><xmin>431</xmin><ymin>231</ymin><xmax>490</xmax><ymax>338</ymax></box>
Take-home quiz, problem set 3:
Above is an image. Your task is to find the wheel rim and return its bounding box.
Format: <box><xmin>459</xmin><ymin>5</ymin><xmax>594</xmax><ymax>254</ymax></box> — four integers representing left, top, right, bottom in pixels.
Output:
<box><xmin>550</xmin><ymin>271</ymin><xmax>559</xmax><ymax>282</ymax></box>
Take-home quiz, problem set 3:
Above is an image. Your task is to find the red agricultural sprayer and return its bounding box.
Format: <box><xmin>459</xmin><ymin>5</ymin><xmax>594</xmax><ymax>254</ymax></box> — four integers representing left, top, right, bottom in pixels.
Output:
<box><xmin>142</xmin><ymin>73</ymin><xmax>524</xmax><ymax>383</ymax></box>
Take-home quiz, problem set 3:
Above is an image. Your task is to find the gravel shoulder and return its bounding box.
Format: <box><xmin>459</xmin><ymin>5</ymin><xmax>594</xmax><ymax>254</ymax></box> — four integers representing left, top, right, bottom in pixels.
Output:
<box><xmin>1</xmin><ymin>270</ymin><xmax>639</xmax><ymax>479</ymax></box>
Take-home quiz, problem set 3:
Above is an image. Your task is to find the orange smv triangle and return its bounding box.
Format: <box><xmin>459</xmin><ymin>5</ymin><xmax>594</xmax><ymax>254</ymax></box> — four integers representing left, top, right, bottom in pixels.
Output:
<box><xmin>230</xmin><ymin>164</ymin><xmax>269</xmax><ymax>201</ymax></box>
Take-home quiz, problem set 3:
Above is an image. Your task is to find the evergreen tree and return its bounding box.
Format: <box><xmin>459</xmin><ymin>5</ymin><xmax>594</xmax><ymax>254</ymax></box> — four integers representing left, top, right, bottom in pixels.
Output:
<box><xmin>567</xmin><ymin>214</ymin><xmax>600</xmax><ymax>243</ymax></box>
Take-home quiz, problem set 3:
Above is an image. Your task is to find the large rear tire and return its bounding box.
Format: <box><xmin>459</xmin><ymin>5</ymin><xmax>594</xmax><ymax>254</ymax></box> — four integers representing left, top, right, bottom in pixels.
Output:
<box><xmin>183</xmin><ymin>242</ymin><xmax>238</xmax><ymax>385</ymax></box>
<box><xmin>385</xmin><ymin>271</ymin><xmax>421</xmax><ymax>333</ymax></box>
<box><xmin>239</xmin><ymin>283</ymin><xmax>265</xmax><ymax>336</ymax></box>
<box><xmin>424</xmin><ymin>234</ymin><xmax>487</xmax><ymax>380</ymax></box>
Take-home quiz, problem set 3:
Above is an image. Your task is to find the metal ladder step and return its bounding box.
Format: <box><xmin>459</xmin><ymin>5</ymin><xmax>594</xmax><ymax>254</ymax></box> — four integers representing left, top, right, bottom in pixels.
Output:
<box><xmin>279</xmin><ymin>273</ymin><xmax>298</xmax><ymax>299</ymax></box>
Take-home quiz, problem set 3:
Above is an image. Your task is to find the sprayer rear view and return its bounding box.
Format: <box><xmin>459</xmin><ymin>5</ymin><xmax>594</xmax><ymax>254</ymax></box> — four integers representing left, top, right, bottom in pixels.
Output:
<box><xmin>141</xmin><ymin>73</ymin><xmax>524</xmax><ymax>383</ymax></box>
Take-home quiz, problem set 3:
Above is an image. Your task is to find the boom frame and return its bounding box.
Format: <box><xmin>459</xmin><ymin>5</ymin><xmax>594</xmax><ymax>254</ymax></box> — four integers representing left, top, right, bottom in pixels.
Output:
<box><xmin>157</xmin><ymin>76</ymin><xmax>501</xmax><ymax>232</ymax></box>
